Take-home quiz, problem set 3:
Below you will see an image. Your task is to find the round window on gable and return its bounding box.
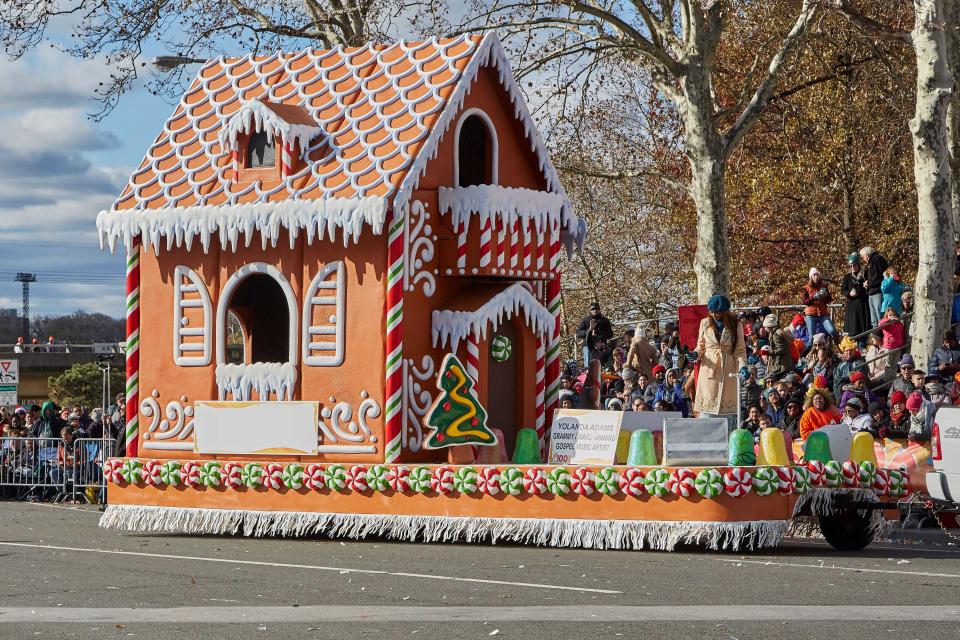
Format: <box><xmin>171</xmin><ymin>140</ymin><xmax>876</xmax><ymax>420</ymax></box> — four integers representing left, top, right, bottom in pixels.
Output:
<box><xmin>247</xmin><ymin>130</ymin><xmax>276</xmax><ymax>168</ymax></box>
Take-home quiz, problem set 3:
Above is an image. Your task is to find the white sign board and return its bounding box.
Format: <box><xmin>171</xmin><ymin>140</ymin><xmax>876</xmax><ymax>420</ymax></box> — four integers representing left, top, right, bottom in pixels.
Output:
<box><xmin>0</xmin><ymin>384</ymin><xmax>16</xmax><ymax>405</ymax></box>
<box><xmin>620</xmin><ymin>411</ymin><xmax>683</xmax><ymax>434</ymax></box>
<box><xmin>548</xmin><ymin>409</ymin><xmax>621</xmax><ymax>465</ymax></box>
<box><xmin>0</xmin><ymin>359</ymin><xmax>18</xmax><ymax>384</ymax></box>
<box><xmin>194</xmin><ymin>401</ymin><xmax>319</xmax><ymax>456</ymax></box>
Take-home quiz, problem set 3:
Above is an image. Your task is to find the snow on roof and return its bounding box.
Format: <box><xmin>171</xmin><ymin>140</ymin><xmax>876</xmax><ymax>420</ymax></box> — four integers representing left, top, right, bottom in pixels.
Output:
<box><xmin>217</xmin><ymin>99</ymin><xmax>324</xmax><ymax>158</ymax></box>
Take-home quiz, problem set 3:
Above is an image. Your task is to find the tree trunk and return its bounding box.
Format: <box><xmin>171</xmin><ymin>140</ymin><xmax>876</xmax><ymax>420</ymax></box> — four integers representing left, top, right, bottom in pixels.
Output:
<box><xmin>945</xmin><ymin>0</ymin><xmax>960</xmax><ymax>236</ymax></box>
<box><xmin>909</xmin><ymin>0</ymin><xmax>956</xmax><ymax>369</ymax></box>
<box><xmin>679</xmin><ymin>70</ymin><xmax>729</xmax><ymax>303</ymax></box>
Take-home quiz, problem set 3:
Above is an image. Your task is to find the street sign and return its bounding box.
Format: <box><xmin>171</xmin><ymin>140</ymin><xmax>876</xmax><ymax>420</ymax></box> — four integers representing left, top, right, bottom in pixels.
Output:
<box><xmin>0</xmin><ymin>359</ymin><xmax>18</xmax><ymax>384</ymax></box>
<box><xmin>0</xmin><ymin>384</ymin><xmax>17</xmax><ymax>405</ymax></box>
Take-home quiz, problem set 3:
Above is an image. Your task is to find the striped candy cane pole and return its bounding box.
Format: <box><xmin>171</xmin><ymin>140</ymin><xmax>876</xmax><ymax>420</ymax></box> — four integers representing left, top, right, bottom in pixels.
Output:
<box><xmin>479</xmin><ymin>219</ymin><xmax>492</xmax><ymax>271</ymax></box>
<box><xmin>535</xmin><ymin>335</ymin><xmax>546</xmax><ymax>455</ymax></box>
<box><xmin>496</xmin><ymin>219</ymin><xmax>506</xmax><ymax>272</ymax></box>
<box><xmin>522</xmin><ymin>220</ymin><xmax>532</xmax><ymax>274</ymax></box>
<box><xmin>535</xmin><ymin>227</ymin><xmax>545</xmax><ymax>275</ymax></box>
<box><xmin>231</xmin><ymin>148</ymin><xmax>239</xmax><ymax>182</ymax></box>
<box><xmin>125</xmin><ymin>239</ymin><xmax>141</xmax><ymax>457</ymax></box>
<box><xmin>456</xmin><ymin>219</ymin><xmax>468</xmax><ymax>273</ymax></box>
<box><xmin>385</xmin><ymin>211</ymin><xmax>404</xmax><ymax>463</ymax></box>
<box><xmin>280</xmin><ymin>141</ymin><xmax>293</xmax><ymax>179</ymax></box>
<box><xmin>466</xmin><ymin>334</ymin><xmax>480</xmax><ymax>392</ymax></box>
<box><xmin>509</xmin><ymin>219</ymin><xmax>519</xmax><ymax>273</ymax></box>
<box><xmin>544</xmin><ymin>227</ymin><xmax>562</xmax><ymax>427</ymax></box>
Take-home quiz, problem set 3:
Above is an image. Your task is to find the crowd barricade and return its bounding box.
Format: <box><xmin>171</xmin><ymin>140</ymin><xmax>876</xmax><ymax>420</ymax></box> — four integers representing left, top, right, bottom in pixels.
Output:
<box><xmin>68</xmin><ymin>437</ymin><xmax>109</xmax><ymax>503</ymax></box>
<box><xmin>0</xmin><ymin>437</ymin><xmax>66</xmax><ymax>500</ymax></box>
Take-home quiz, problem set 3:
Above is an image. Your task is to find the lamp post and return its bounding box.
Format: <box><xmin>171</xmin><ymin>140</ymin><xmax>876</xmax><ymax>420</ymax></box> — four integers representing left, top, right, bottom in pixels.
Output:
<box><xmin>152</xmin><ymin>55</ymin><xmax>206</xmax><ymax>72</ymax></box>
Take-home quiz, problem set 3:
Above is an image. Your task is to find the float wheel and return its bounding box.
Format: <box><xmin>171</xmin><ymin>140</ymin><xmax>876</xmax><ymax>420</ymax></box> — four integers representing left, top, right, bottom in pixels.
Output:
<box><xmin>818</xmin><ymin>509</ymin><xmax>874</xmax><ymax>552</ymax></box>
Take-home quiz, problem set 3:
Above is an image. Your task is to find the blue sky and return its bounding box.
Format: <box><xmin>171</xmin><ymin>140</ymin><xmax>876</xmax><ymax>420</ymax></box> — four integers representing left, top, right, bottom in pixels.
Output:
<box><xmin>0</xmin><ymin>47</ymin><xmax>178</xmax><ymax>321</ymax></box>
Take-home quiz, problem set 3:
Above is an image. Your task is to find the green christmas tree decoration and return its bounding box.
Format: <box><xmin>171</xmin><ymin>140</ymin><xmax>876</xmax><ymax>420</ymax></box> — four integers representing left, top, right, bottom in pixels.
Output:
<box><xmin>424</xmin><ymin>353</ymin><xmax>498</xmax><ymax>449</ymax></box>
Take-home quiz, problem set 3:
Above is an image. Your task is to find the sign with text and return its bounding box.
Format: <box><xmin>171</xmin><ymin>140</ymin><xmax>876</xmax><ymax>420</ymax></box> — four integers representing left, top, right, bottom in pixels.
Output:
<box><xmin>0</xmin><ymin>384</ymin><xmax>16</xmax><ymax>405</ymax></box>
<box><xmin>0</xmin><ymin>359</ymin><xmax>18</xmax><ymax>384</ymax></box>
<box><xmin>548</xmin><ymin>409</ymin><xmax>621</xmax><ymax>465</ymax></box>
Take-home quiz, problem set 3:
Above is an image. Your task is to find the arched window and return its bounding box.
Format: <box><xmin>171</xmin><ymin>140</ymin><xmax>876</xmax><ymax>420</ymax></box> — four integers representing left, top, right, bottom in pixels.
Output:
<box><xmin>455</xmin><ymin>110</ymin><xmax>497</xmax><ymax>187</ymax></box>
<box><xmin>216</xmin><ymin>263</ymin><xmax>298</xmax><ymax>366</ymax></box>
<box><xmin>247</xmin><ymin>130</ymin><xmax>275</xmax><ymax>168</ymax></box>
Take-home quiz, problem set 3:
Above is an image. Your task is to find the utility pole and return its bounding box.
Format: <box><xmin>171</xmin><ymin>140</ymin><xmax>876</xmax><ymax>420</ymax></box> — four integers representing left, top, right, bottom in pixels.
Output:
<box><xmin>14</xmin><ymin>272</ymin><xmax>37</xmax><ymax>338</ymax></box>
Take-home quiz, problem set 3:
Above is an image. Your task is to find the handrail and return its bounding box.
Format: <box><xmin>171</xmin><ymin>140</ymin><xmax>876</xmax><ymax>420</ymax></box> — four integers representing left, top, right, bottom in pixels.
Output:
<box><xmin>844</xmin><ymin>311</ymin><xmax>915</xmax><ymax>344</ymax></box>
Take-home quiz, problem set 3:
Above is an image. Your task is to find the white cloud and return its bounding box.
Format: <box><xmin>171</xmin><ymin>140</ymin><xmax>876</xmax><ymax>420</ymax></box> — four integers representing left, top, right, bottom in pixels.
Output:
<box><xmin>0</xmin><ymin>108</ymin><xmax>120</xmax><ymax>153</ymax></box>
<box><xmin>0</xmin><ymin>48</ymin><xmax>112</xmax><ymax>108</ymax></box>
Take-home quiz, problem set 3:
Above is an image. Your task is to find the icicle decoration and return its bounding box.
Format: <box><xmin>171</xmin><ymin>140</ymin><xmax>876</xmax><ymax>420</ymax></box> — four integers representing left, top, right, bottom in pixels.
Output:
<box><xmin>215</xmin><ymin>362</ymin><xmax>297</xmax><ymax>401</ymax></box>
<box><xmin>217</xmin><ymin>99</ymin><xmax>323</xmax><ymax>159</ymax></box>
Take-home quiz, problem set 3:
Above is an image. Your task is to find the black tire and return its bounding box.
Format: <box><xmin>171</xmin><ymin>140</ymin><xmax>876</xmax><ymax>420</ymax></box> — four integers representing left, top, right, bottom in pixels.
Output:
<box><xmin>819</xmin><ymin>508</ymin><xmax>875</xmax><ymax>552</ymax></box>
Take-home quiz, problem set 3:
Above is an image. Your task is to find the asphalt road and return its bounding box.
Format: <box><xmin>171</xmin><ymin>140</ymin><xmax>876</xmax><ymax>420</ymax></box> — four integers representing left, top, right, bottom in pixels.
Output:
<box><xmin>1</xmin><ymin>502</ymin><xmax>958</xmax><ymax>639</ymax></box>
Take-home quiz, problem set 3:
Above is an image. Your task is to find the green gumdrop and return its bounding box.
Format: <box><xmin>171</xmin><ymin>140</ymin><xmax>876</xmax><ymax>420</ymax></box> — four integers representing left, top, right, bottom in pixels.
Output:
<box><xmin>804</xmin><ymin>431</ymin><xmax>833</xmax><ymax>463</ymax></box>
<box><xmin>512</xmin><ymin>428</ymin><xmax>543</xmax><ymax>464</ymax></box>
<box><xmin>728</xmin><ymin>429</ymin><xmax>757</xmax><ymax>466</ymax></box>
<box><xmin>627</xmin><ymin>429</ymin><xmax>658</xmax><ymax>466</ymax></box>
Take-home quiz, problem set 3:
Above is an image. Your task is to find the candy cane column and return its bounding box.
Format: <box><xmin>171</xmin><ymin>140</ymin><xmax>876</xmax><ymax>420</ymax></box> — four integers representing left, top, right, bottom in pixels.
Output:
<box><xmin>384</xmin><ymin>211</ymin><xmax>404</xmax><ymax>463</ymax></box>
<box><xmin>125</xmin><ymin>238</ymin><xmax>141</xmax><ymax>456</ymax></box>
<box><xmin>535</xmin><ymin>335</ymin><xmax>546</xmax><ymax>454</ymax></box>
<box><xmin>544</xmin><ymin>226</ymin><xmax>562</xmax><ymax>427</ymax></box>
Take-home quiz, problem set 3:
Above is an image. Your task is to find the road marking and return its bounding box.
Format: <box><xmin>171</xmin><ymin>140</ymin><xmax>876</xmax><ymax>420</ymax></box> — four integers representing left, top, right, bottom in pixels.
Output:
<box><xmin>0</xmin><ymin>541</ymin><xmax>620</xmax><ymax>595</ymax></box>
<box><xmin>0</xmin><ymin>605</ymin><xmax>955</xmax><ymax>623</ymax></box>
<box><xmin>720</xmin><ymin>558</ymin><xmax>960</xmax><ymax>579</ymax></box>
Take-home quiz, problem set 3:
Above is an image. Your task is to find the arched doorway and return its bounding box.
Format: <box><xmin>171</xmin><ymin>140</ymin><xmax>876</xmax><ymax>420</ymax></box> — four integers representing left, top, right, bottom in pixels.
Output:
<box><xmin>486</xmin><ymin>319</ymin><xmax>520</xmax><ymax>457</ymax></box>
<box><xmin>227</xmin><ymin>273</ymin><xmax>289</xmax><ymax>363</ymax></box>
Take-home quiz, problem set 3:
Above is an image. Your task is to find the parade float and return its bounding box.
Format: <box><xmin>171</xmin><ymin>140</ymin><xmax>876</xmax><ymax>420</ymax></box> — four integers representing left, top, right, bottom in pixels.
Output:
<box><xmin>95</xmin><ymin>33</ymin><xmax>909</xmax><ymax>551</ymax></box>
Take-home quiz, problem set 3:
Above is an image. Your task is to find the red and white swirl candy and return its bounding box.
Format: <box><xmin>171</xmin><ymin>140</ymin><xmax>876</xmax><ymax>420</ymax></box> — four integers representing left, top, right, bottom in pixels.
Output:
<box><xmin>571</xmin><ymin>467</ymin><xmax>595</xmax><ymax>495</ymax></box>
<box><xmin>667</xmin><ymin>467</ymin><xmax>696</xmax><ymax>497</ymax></box>
<box><xmin>387</xmin><ymin>465</ymin><xmax>409</xmax><ymax>492</ymax></box>
<box><xmin>806</xmin><ymin>460</ymin><xmax>826</xmax><ymax>487</ymax></box>
<box><xmin>872</xmin><ymin>468</ymin><xmax>890</xmax><ymax>496</ymax></box>
<box><xmin>304</xmin><ymin>463</ymin><xmax>326</xmax><ymax>491</ymax></box>
<box><xmin>840</xmin><ymin>460</ymin><xmax>860</xmax><ymax>488</ymax></box>
<box><xmin>776</xmin><ymin>466</ymin><xmax>795</xmax><ymax>496</ymax></box>
<box><xmin>618</xmin><ymin>467</ymin><xmax>646</xmax><ymax>497</ymax></box>
<box><xmin>142</xmin><ymin>459</ymin><xmax>162</xmax><ymax>486</ymax></box>
<box><xmin>477</xmin><ymin>467</ymin><xmax>500</xmax><ymax>495</ymax></box>
<box><xmin>346</xmin><ymin>464</ymin><xmax>368</xmax><ymax>492</ymax></box>
<box><xmin>523</xmin><ymin>467</ymin><xmax>547</xmax><ymax>495</ymax></box>
<box><xmin>723</xmin><ymin>467</ymin><xmax>753</xmax><ymax>497</ymax></box>
<box><xmin>222</xmin><ymin>462</ymin><xmax>243</xmax><ymax>488</ymax></box>
<box><xmin>103</xmin><ymin>458</ymin><xmax>123</xmax><ymax>484</ymax></box>
<box><xmin>182</xmin><ymin>460</ymin><xmax>201</xmax><ymax>488</ymax></box>
<box><xmin>264</xmin><ymin>463</ymin><xmax>284</xmax><ymax>490</ymax></box>
<box><xmin>431</xmin><ymin>465</ymin><xmax>454</xmax><ymax>494</ymax></box>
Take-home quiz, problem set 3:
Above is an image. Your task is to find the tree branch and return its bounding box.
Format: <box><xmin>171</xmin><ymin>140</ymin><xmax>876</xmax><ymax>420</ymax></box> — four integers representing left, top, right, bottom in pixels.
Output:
<box><xmin>833</xmin><ymin>0</ymin><xmax>913</xmax><ymax>43</ymax></box>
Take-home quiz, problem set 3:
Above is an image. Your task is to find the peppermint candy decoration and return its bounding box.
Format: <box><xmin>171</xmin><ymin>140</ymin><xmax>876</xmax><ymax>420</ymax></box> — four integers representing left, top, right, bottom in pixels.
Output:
<box><xmin>182</xmin><ymin>460</ymin><xmax>201</xmax><ymax>487</ymax></box>
<box><xmin>324</xmin><ymin>464</ymin><xmax>347</xmax><ymax>491</ymax></box>
<box><xmin>159</xmin><ymin>460</ymin><xmax>182</xmax><ymax>486</ymax></box>
<box><xmin>264</xmin><ymin>463</ymin><xmax>284</xmax><ymax>490</ymax></box>
<box><xmin>366</xmin><ymin>464</ymin><xmax>390</xmax><ymax>492</ymax></box>
<box><xmin>667</xmin><ymin>467</ymin><xmax>696</xmax><ymax>497</ymax></box>
<box><xmin>119</xmin><ymin>458</ymin><xmax>143</xmax><ymax>484</ymax></box>
<box><xmin>547</xmin><ymin>467</ymin><xmax>572</xmax><ymax>495</ymax></box>
<box><xmin>223</xmin><ymin>462</ymin><xmax>243</xmax><ymax>488</ymax></box>
<box><xmin>571</xmin><ymin>467</ymin><xmax>595</xmax><ymax>496</ymax></box>
<box><xmin>346</xmin><ymin>464</ymin><xmax>368</xmax><ymax>492</ymax></box>
<box><xmin>408</xmin><ymin>465</ymin><xmax>432</xmax><ymax>493</ymax></box>
<box><xmin>840</xmin><ymin>460</ymin><xmax>860</xmax><ymax>488</ymax></box>
<box><xmin>806</xmin><ymin>460</ymin><xmax>826</xmax><ymax>487</ymax></box>
<box><xmin>823</xmin><ymin>461</ymin><xmax>842</xmax><ymax>488</ymax></box>
<box><xmin>695</xmin><ymin>468</ymin><xmax>723</xmax><ymax>498</ymax></box>
<box><xmin>387</xmin><ymin>465</ymin><xmax>410</xmax><ymax>492</ymax></box>
<box><xmin>282</xmin><ymin>463</ymin><xmax>304</xmax><ymax>490</ymax></box>
<box><xmin>499</xmin><ymin>467</ymin><xmax>524</xmax><ymax>496</ymax></box>
<box><xmin>240</xmin><ymin>462</ymin><xmax>264</xmax><ymax>488</ymax></box>
<box><xmin>595</xmin><ymin>467</ymin><xmax>620</xmax><ymax>496</ymax></box>
<box><xmin>792</xmin><ymin>465</ymin><xmax>811</xmax><ymax>495</ymax></box>
<box><xmin>477</xmin><ymin>467</ymin><xmax>501</xmax><ymax>495</ymax></box>
<box><xmin>199</xmin><ymin>461</ymin><xmax>222</xmax><ymax>487</ymax></box>
<box><xmin>858</xmin><ymin>461</ymin><xmax>876</xmax><ymax>487</ymax></box>
<box><xmin>644</xmin><ymin>468</ymin><xmax>670</xmax><ymax>497</ymax></box>
<box><xmin>304</xmin><ymin>463</ymin><xmax>325</xmax><ymax>490</ymax></box>
<box><xmin>431</xmin><ymin>466</ymin><xmax>454</xmax><ymax>494</ymax></box>
<box><xmin>523</xmin><ymin>467</ymin><xmax>548</xmax><ymax>495</ymax></box>
<box><xmin>752</xmin><ymin>467</ymin><xmax>778</xmax><ymax>496</ymax></box>
<box><xmin>723</xmin><ymin>467</ymin><xmax>753</xmax><ymax>497</ymax></box>
<box><xmin>775</xmin><ymin>466</ymin><xmax>795</xmax><ymax>496</ymax></box>
<box><xmin>888</xmin><ymin>469</ymin><xmax>908</xmax><ymax>497</ymax></box>
<box><xmin>142</xmin><ymin>459</ymin><xmax>162</xmax><ymax>486</ymax></box>
<box><xmin>103</xmin><ymin>458</ymin><xmax>123</xmax><ymax>484</ymax></box>
<box><xmin>872</xmin><ymin>468</ymin><xmax>890</xmax><ymax>496</ymax></box>
<box><xmin>618</xmin><ymin>467</ymin><xmax>646</xmax><ymax>497</ymax></box>
<box><xmin>453</xmin><ymin>466</ymin><xmax>478</xmax><ymax>494</ymax></box>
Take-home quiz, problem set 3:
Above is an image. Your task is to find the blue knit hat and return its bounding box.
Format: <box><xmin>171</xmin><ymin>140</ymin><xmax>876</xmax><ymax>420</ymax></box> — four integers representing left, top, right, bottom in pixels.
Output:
<box><xmin>707</xmin><ymin>294</ymin><xmax>731</xmax><ymax>313</ymax></box>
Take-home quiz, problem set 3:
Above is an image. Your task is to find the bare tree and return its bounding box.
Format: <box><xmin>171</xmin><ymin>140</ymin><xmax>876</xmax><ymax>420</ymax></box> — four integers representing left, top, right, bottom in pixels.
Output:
<box><xmin>457</xmin><ymin>0</ymin><xmax>818</xmax><ymax>302</ymax></box>
<box><xmin>835</xmin><ymin>0</ymin><xmax>956</xmax><ymax>368</ymax></box>
<box><xmin>0</xmin><ymin>0</ymin><xmax>432</xmax><ymax>117</ymax></box>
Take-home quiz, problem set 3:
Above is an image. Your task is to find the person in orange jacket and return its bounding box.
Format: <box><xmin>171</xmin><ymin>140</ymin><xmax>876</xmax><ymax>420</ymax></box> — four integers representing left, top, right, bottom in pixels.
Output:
<box><xmin>799</xmin><ymin>388</ymin><xmax>842</xmax><ymax>440</ymax></box>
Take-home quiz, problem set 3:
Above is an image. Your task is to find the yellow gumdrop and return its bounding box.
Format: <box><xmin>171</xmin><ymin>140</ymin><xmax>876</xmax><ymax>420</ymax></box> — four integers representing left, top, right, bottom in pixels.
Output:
<box><xmin>615</xmin><ymin>430</ymin><xmax>632</xmax><ymax>464</ymax></box>
<box><xmin>759</xmin><ymin>428</ymin><xmax>790</xmax><ymax>466</ymax></box>
<box><xmin>849</xmin><ymin>431</ymin><xmax>878</xmax><ymax>465</ymax></box>
<box><xmin>755</xmin><ymin>440</ymin><xmax>768</xmax><ymax>466</ymax></box>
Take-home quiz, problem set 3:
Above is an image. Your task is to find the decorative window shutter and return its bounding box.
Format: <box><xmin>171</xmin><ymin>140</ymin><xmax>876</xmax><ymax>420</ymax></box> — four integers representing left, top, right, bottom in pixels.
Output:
<box><xmin>302</xmin><ymin>261</ymin><xmax>345</xmax><ymax>366</ymax></box>
<box><xmin>173</xmin><ymin>266</ymin><xmax>213</xmax><ymax>366</ymax></box>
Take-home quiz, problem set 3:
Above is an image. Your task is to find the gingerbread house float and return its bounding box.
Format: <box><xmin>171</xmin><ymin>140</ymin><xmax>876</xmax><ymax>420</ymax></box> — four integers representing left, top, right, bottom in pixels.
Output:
<box><xmin>97</xmin><ymin>33</ymin><xmax>584</xmax><ymax>466</ymax></box>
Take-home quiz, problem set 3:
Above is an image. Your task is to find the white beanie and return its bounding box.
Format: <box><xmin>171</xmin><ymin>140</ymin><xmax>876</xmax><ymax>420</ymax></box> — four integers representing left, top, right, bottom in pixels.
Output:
<box><xmin>809</xmin><ymin>267</ymin><xmax>820</xmax><ymax>279</ymax></box>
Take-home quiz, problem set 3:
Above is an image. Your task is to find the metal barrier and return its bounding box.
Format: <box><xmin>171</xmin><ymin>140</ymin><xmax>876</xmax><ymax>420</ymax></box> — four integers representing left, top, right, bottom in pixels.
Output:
<box><xmin>68</xmin><ymin>437</ymin><xmax>109</xmax><ymax>503</ymax></box>
<box><xmin>0</xmin><ymin>437</ymin><xmax>66</xmax><ymax>500</ymax></box>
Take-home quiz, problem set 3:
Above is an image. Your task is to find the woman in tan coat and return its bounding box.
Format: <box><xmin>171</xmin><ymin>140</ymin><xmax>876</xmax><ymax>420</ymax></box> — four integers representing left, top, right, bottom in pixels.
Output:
<box><xmin>693</xmin><ymin>295</ymin><xmax>748</xmax><ymax>430</ymax></box>
<box><xmin>626</xmin><ymin>324</ymin><xmax>657</xmax><ymax>381</ymax></box>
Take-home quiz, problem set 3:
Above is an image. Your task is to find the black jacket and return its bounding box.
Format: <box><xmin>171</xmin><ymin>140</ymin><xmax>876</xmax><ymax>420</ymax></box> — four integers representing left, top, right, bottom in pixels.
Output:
<box><xmin>866</xmin><ymin>252</ymin><xmax>889</xmax><ymax>295</ymax></box>
<box><xmin>576</xmin><ymin>314</ymin><xmax>613</xmax><ymax>350</ymax></box>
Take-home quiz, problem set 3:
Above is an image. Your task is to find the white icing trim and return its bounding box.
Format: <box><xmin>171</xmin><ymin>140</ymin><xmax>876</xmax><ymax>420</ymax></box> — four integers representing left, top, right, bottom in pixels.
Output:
<box><xmin>215</xmin><ymin>362</ymin><xmax>297</xmax><ymax>401</ymax></box>
<box><xmin>216</xmin><ymin>262</ymin><xmax>298</xmax><ymax>366</ymax></box>
<box><xmin>217</xmin><ymin>99</ymin><xmax>323</xmax><ymax>159</ymax></box>
<box><xmin>96</xmin><ymin>196</ymin><xmax>387</xmax><ymax>256</ymax></box>
<box><xmin>431</xmin><ymin>282</ymin><xmax>554</xmax><ymax>352</ymax></box>
<box><xmin>302</xmin><ymin>261</ymin><xmax>345</xmax><ymax>366</ymax></box>
<box><xmin>453</xmin><ymin>108</ymin><xmax>498</xmax><ymax>187</ymax></box>
<box><xmin>438</xmin><ymin>184</ymin><xmax>568</xmax><ymax>235</ymax></box>
<box><xmin>172</xmin><ymin>266</ymin><xmax>213</xmax><ymax>366</ymax></box>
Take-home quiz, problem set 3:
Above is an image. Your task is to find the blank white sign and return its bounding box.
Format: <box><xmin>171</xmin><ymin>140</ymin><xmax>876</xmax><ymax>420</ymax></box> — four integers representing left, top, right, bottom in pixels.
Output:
<box><xmin>194</xmin><ymin>401</ymin><xmax>318</xmax><ymax>456</ymax></box>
